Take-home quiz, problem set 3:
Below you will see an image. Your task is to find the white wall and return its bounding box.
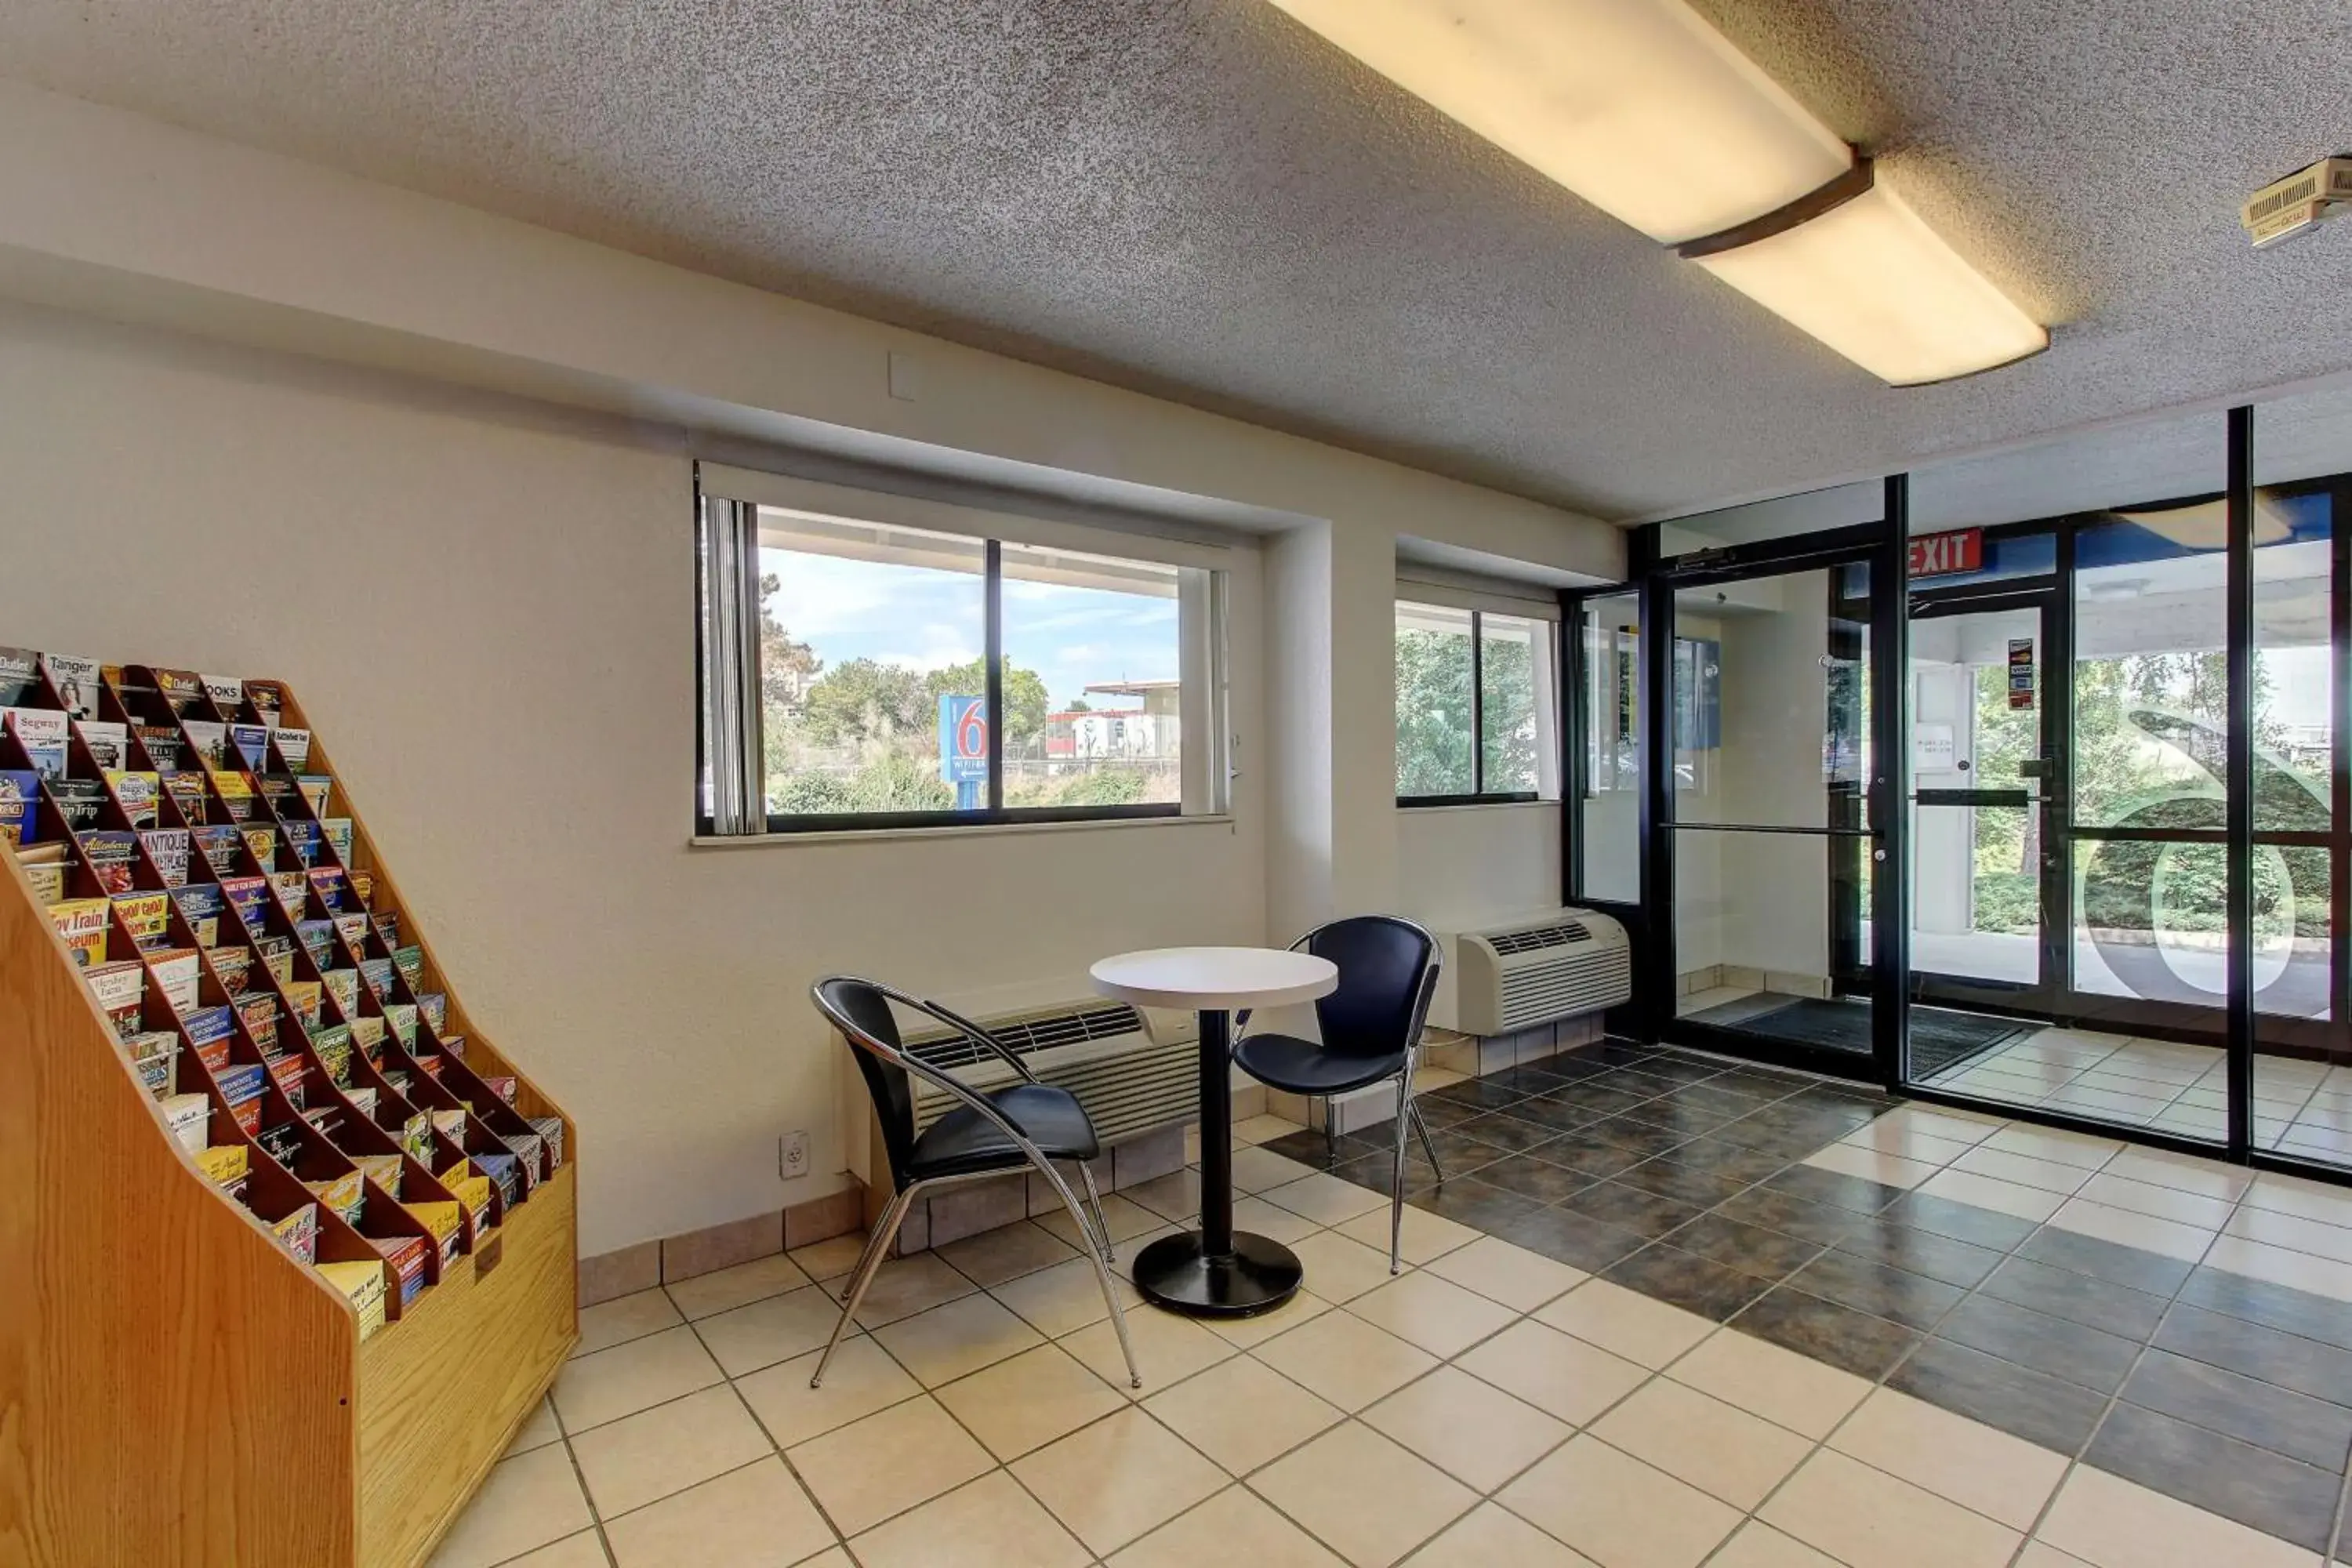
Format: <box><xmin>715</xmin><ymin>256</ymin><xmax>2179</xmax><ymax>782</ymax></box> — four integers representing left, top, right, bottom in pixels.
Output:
<box><xmin>1393</xmin><ymin>805</ymin><xmax>1565</xmax><ymax>936</ymax></box>
<box><xmin>0</xmin><ymin>87</ymin><xmax>1625</xmax><ymax>1256</ymax></box>
<box><xmin>1713</xmin><ymin>579</ymin><xmax>1835</xmax><ymax>983</ymax></box>
<box><xmin>0</xmin><ymin>307</ymin><xmax>1274</xmax><ymax>1254</ymax></box>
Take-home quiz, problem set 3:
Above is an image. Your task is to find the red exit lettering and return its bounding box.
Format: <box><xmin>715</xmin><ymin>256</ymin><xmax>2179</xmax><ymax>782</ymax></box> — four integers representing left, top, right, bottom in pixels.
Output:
<box><xmin>1907</xmin><ymin>529</ymin><xmax>1983</xmax><ymax>578</ymax></box>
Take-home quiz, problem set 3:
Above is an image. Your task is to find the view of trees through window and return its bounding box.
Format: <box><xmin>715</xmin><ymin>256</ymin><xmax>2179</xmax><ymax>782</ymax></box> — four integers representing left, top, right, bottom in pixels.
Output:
<box><xmin>1958</xmin><ymin>644</ymin><xmax>2302</xmax><ymax>935</ymax></box>
<box><xmin>1396</xmin><ymin>604</ymin><xmax>1473</xmax><ymax>796</ymax></box>
<box><xmin>1958</xmin><ymin>591</ymin><xmax>2327</xmax><ymax>985</ymax></box>
<box><xmin>1395</xmin><ymin>601</ymin><xmax>1550</xmax><ymax>799</ymax></box>
<box><xmin>752</xmin><ymin>516</ymin><xmax>1185</xmax><ymax>817</ymax></box>
<box><xmin>1482</xmin><ymin>614</ymin><xmax>1544</xmax><ymax>793</ymax></box>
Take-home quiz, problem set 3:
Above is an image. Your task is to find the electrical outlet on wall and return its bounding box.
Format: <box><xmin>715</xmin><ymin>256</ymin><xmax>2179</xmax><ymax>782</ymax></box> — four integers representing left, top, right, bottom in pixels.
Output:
<box><xmin>780</xmin><ymin>1131</ymin><xmax>810</xmax><ymax>1180</ymax></box>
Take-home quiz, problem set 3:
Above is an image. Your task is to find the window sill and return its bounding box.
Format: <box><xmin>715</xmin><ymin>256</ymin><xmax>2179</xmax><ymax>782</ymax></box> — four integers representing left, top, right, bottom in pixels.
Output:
<box><xmin>691</xmin><ymin>813</ymin><xmax>1235</xmax><ymax>848</ymax></box>
<box><xmin>1395</xmin><ymin>798</ymin><xmax>1559</xmax><ymax>813</ymax></box>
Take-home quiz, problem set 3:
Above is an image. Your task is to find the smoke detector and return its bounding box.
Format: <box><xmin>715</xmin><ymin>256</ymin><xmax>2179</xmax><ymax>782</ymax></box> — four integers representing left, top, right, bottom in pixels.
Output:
<box><xmin>2242</xmin><ymin>155</ymin><xmax>2352</xmax><ymax>249</ymax></box>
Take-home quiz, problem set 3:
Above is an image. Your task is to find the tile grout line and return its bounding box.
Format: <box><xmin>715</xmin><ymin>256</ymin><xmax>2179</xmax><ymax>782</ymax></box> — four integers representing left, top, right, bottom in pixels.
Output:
<box><xmin>899</xmin><ymin>1228</ymin><xmax>1214</xmax><ymax>1563</ymax></box>
<box><xmin>1977</xmin><ymin>1171</ymin><xmax>2226</xmax><ymax>1568</ymax></box>
<box><xmin>2205</xmin><ymin>1129</ymin><xmax>2352</xmax><ymax>1541</ymax></box>
<box><xmin>659</xmin><ymin>1192</ymin><xmax>1451</xmax><ymax>1561</ymax></box>
<box><xmin>1566</xmin><ymin>1069</ymin><xmax>2339</xmax><ymax>1561</ymax></box>
<box><xmin>898</xmin><ymin>1212</ymin><xmax>1515</xmax><ymax>1563</ymax></box>
<box><xmin>1880</xmin><ymin>1117</ymin><xmax>2349</xmax><ymax>1536</ymax></box>
<box><xmin>1412</xmin><ymin>1056</ymin><xmax>2096</xmax><ymax>1563</ymax></box>
<box><xmin>1257</xmin><ymin>1065</ymin><xmax>2331</xmax><ymax>1559</ymax></box>
<box><xmin>671</xmin><ymin>1282</ymin><xmax>858</xmax><ymax>1560</ymax></box>
<box><xmin>1303</xmin><ymin>1063</ymin><xmax>2327</xmax><ymax>1554</ymax></box>
<box><xmin>560</xmin><ymin>1433</ymin><xmax>622</xmax><ymax>1568</ymax></box>
<box><xmin>1690</xmin><ymin>1131</ymin><xmax>2135</xmax><ymax>1566</ymax></box>
<box><xmin>1858</xmin><ymin>1103</ymin><xmax>2352</xmax><ymax>1559</ymax></box>
<box><xmin>524</xmin><ymin>1040</ymin><xmax>2351</xmax><ymax>1566</ymax></box>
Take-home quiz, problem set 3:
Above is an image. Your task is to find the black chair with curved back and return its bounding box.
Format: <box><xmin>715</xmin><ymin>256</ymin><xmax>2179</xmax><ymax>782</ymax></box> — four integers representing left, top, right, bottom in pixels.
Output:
<box><xmin>1229</xmin><ymin>915</ymin><xmax>1445</xmax><ymax>1272</ymax></box>
<box><xmin>809</xmin><ymin>976</ymin><xmax>1140</xmax><ymax>1388</ymax></box>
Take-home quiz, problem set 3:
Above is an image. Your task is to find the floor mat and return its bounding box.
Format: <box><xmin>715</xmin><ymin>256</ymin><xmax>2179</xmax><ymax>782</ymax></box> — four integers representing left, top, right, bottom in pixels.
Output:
<box><xmin>1690</xmin><ymin>994</ymin><xmax>2028</xmax><ymax>1076</ymax></box>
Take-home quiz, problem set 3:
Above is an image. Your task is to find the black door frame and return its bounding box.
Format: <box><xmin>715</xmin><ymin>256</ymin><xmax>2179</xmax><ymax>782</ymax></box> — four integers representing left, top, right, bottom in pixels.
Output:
<box><xmin>1900</xmin><ymin>582</ymin><xmax>2066</xmax><ymax>1019</ymax></box>
<box><xmin>1585</xmin><ymin>417</ymin><xmax>2352</xmax><ymax>1185</ymax></box>
<box><xmin>1559</xmin><ymin>575</ymin><xmax>1647</xmax><ymax>1039</ymax></box>
<box><xmin>1613</xmin><ymin>509</ymin><xmax>1899</xmax><ymax>1080</ymax></box>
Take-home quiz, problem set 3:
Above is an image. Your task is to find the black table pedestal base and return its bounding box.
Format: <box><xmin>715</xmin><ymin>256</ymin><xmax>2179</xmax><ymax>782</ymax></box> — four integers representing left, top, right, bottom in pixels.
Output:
<box><xmin>1131</xmin><ymin>1229</ymin><xmax>1303</xmax><ymax>1318</ymax></box>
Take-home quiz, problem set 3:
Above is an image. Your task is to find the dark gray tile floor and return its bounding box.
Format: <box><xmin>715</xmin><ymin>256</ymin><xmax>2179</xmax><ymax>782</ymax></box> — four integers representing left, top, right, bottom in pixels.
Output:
<box><xmin>1265</xmin><ymin>1037</ymin><xmax>2352</xmax><ymax>1555</ymax></box>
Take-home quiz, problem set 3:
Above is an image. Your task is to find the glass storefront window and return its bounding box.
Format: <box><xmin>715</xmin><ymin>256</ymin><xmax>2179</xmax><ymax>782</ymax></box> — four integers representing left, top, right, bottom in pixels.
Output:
<box><xmin>1580</xmin><ymin>593</ymin><xmax>1640</xmax><ymax>902</ymax></box>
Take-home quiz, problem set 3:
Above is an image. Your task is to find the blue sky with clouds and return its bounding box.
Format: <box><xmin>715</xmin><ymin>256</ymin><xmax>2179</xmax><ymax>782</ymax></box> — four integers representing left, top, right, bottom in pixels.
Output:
<box><xmin>761</xmin><ymin>548</ymin><xmax>1178</xmax><ymax>713</ymax></box>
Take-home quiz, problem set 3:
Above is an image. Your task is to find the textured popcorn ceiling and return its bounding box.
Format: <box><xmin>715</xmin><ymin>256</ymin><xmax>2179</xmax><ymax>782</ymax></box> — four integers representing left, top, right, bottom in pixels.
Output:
<box><xmin>3</xmin><ymin>0</ymin><xmax>2350</xmax><ymax>521</ymax></box>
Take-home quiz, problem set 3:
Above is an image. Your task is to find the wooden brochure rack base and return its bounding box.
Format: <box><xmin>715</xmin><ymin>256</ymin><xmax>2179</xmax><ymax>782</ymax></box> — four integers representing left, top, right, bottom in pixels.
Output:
<box><xmin>0</xmin><ymin>666</ymin><xmax>577</xmax><ymax>1567</ymax></box>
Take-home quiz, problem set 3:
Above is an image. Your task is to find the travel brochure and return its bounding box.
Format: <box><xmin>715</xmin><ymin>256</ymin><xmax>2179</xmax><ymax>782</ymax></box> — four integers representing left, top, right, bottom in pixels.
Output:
<box><xmin>0</xmin><ymin>648</ymin><xmax>564</xmax><ymax>1338</ymax></box>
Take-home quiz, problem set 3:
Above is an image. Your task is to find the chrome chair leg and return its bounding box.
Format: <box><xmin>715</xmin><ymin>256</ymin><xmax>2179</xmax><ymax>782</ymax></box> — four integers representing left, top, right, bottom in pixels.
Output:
<box><xmin>811</xmin><ymin>1185</ymin><xmax>913</xmax><ymax>1388</ymax></box>
<box><xmin>1075</xmin><ymin>1159</ymin><xmax>1117</xmax><ymax>1265</ymax></box>
<box><xmin>832</xmin><ymin>1200</ymin><xmax>898</xmax><ymax>1307</ymax></box>
<box><xmin>1408</xmin><ymin>1098</ymin><xmax>1445</xmax><ymax>1184</ymax></box>
<box><xmin>1324</xmin><ymin>1103</ymin><xmax>1340</xmax><ymax>1169</ymax></box>
<box><xmin>1031</xmin><ymin>1155</ymin><xmax>1141</xmax><ymax>1388</ymax></box>
<box><xmin>1388</xmin><ymin>1071</ymin><xmax>1412</xmax><ymax>1274</ymax></box>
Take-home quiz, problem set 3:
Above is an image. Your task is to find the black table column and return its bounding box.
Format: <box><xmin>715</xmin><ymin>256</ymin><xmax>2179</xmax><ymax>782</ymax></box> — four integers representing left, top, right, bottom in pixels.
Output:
<box><xmin>1130</xmin><ymin>1007</ymin><xmax>1304</xmax><ymax>1316</ymax></box>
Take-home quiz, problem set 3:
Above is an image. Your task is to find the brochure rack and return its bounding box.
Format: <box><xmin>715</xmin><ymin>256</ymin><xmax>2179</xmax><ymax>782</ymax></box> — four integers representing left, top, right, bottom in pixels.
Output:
<box><xmin>0</xmin><ymin>664</ymin><xmax>577</xmax><ymax>1567</ymax></box>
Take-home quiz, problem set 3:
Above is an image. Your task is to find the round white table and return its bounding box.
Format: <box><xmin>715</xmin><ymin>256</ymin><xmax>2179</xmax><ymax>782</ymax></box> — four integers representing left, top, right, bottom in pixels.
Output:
<box><xmin>1091</xmin><ymin>946</ymin><xmax>1338</xmax><ymax>1317</ymax></box>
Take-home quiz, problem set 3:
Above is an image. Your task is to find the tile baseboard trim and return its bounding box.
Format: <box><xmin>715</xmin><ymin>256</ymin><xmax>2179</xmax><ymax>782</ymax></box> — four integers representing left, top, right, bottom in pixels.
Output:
<box><xmin>577</xmin><ymin>1016</ymin><xmax>1611</xmax><ymax>1307</ymax></box>
<box><xmin>577</xmin><ymin>1184</ymin><xmax>869</xmax><ymax>1307</ymax></box>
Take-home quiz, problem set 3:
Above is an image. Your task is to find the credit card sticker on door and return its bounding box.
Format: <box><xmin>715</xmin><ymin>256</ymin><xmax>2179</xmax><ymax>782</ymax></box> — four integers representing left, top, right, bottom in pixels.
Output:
<box><xmin>2008</xmin><ymin>640</ymin><xmax>2035</xmax><ymax>710</ymax></box>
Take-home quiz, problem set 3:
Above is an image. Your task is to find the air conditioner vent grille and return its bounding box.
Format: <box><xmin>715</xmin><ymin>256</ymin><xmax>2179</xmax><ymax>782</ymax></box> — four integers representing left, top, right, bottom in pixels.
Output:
<box><xmin>911</xmin><ymin>1004</ymin><xmax>1142</xmax><ymax>1070</ymax></box>
<box><xmin>1487</xmin><ymin>922</ymin><xmax>1591</xmax><ymax>956</ymax></box>
<box><xmin>1450</xmin><ymin>908</ymin><xmax>1630</xmax><ymax>1036</ymax></box>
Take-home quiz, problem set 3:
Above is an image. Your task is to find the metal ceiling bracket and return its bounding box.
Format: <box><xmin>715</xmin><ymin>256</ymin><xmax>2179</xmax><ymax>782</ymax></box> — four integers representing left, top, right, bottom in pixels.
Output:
<box><xmin>1674</xmin><ymin>157</ymin><xmax>1875</xmax><ymax>260</ymax></box>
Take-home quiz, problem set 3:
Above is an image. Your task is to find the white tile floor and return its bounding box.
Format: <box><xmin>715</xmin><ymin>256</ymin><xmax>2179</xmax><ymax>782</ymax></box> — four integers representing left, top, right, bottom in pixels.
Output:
<box><xmin>433</xmin><ymin>1102</ymin><xmax>2352</xmax><ymax>1568</ymax></box>
<box><xmin>1925</xmin><ymin>1026</ymin><xmax>2352</xmax><ymax>1163</ymax></box>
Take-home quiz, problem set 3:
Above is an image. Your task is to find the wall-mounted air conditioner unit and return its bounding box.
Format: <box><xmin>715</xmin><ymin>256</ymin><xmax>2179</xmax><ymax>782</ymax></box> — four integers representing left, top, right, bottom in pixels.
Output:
<box><xmin>1450</xmin><ymin>909</ymin><xmax>1632</xmax><ymax>1036</ymax></box>
<box><xmin>837</xmin><ymin>996</ymin><xmax>1199</xmax><ymax>1189</ymax></box>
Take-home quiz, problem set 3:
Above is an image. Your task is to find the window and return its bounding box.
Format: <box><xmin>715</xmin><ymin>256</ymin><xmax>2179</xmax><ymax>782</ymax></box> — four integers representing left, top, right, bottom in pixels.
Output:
<box><xmin>1001</xmin><ymin>541</ymin><xmax>1184</xmax><ymax>809</ymax></box>
<box><xmin>757</xmin><ymin>515</ymin><xmax>989</xmax><ymax>818</ymax></box>
<box><xmin>1395</xmin><ymin>599</ymin><xmax>1559</xmax><ymax>803</ymax></box>
<box><xmin>1578</xmin><ymin>592</ymin><xmax>1640</xmax><ymax>900</ymax></box>
<box><xmin>698</xmin><ymin>484</ymin><xmax>1226</xmax><ymax>833</ymax></box>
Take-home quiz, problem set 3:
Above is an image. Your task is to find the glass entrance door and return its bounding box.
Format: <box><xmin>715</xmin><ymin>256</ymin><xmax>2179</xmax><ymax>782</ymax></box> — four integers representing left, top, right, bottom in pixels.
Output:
<box><xmin>1907</xmin><ymin>597</ymin><xmax>2056</xmax><ymax>1012</ymax></box>
<box><xmin>1667</xmin><ymin>557</ymin><xmax>1879</xmax><ymax>1067</ymax></box>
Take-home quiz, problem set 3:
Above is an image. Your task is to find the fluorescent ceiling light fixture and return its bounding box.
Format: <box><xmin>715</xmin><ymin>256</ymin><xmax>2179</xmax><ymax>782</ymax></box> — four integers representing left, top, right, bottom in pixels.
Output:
<box><xmin>1266</xmin><ymin>0</ymin><xmax>1851</xmax><ymax>244</ymax></box>
<box><xmin>1270</xmin><ymin>0</ymin><xmax>2049</xmax><ymax>386</ymax></box>
<box><xmin>1686</xmin><ymin>176</ymin><xmax>2049</xmax><ymax>386</ymax></box>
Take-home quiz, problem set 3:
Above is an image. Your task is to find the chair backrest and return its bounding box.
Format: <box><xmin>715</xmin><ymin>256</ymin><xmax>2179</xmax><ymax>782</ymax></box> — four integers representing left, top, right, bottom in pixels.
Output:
<box><xmin>811</xmin><ymin>977</ymin><xmax>920</xmax><ymax>1189</ymax></box>
<box><xmin>1301</xmin><ymin>915</ymin><xmax>1440</xmax><ymax>1063</ymax></box>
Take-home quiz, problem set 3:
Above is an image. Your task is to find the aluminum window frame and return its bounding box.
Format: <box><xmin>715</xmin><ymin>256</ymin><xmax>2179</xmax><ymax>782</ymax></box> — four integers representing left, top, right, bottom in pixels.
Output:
<box><xmin>1394</xmin><ymin>600</ymin><xmax>1558</xmax><ymax>807</ymax></box>
<box><xmin>695</xmin><ymin>471</ymin><xmax>1227</xmax><ymax>837</ymax></box>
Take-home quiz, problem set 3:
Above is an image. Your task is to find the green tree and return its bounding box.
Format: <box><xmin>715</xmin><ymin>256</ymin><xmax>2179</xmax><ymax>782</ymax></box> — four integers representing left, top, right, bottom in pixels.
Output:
<box><xmin>800</xmin><ymin>658</ymin><xmax>930</xmax><ymax>746</ymax></box>
<box><xmin>1395</xmin><ymin>629</ymin><xmax>1474</xmax><ymax>794</ymax></box>
<box><xmin>1976</xmin><ymin>648</ymin><xmax>2291</xmax><ymax>939</ymax></box>
<box><xmin>1479</xmin><ymin>632</ymin><xmax>1539</xmax><ymax>791</ymax></box>
<box><xmin>1395</xmin><ymin>626</ymin><xmax>1540</xmax><ymax>793</ymax></box>
<box><xmin>771</xmin><ymin>749</ymin><xmax>955</xmax><ymax>814</ymax></box>
<box><xmin>1047</xmin><ymin>768</ymin><xmax>1147</xmax><ymax>807</ymax></box>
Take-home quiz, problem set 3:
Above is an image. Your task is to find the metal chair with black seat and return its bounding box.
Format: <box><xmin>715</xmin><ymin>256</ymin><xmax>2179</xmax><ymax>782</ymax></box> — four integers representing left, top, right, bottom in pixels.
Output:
<box><xmin>808</xmin><ymin>976</ymin><xmax>1141</xmax><ymax>1389</ymax></box>
<box><xmin>1229</xmin><ymin>915</ymin><xmax>1446</xmax><ymax>1274</ymax></box>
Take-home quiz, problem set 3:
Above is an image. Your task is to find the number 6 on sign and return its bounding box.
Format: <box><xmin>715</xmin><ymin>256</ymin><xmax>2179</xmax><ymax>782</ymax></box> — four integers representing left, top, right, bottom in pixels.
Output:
<box><xmin>938</xmin><ymin>695</ymin><xmax>989</xmax><ymax>808</ymax></box>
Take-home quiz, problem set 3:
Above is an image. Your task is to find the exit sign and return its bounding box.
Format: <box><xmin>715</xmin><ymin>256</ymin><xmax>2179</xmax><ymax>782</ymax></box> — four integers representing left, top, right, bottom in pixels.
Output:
<box><xmin>1908</xmin><ymin>529</ymin><xmax>1982</xmax><ymax>577</ymax></box>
